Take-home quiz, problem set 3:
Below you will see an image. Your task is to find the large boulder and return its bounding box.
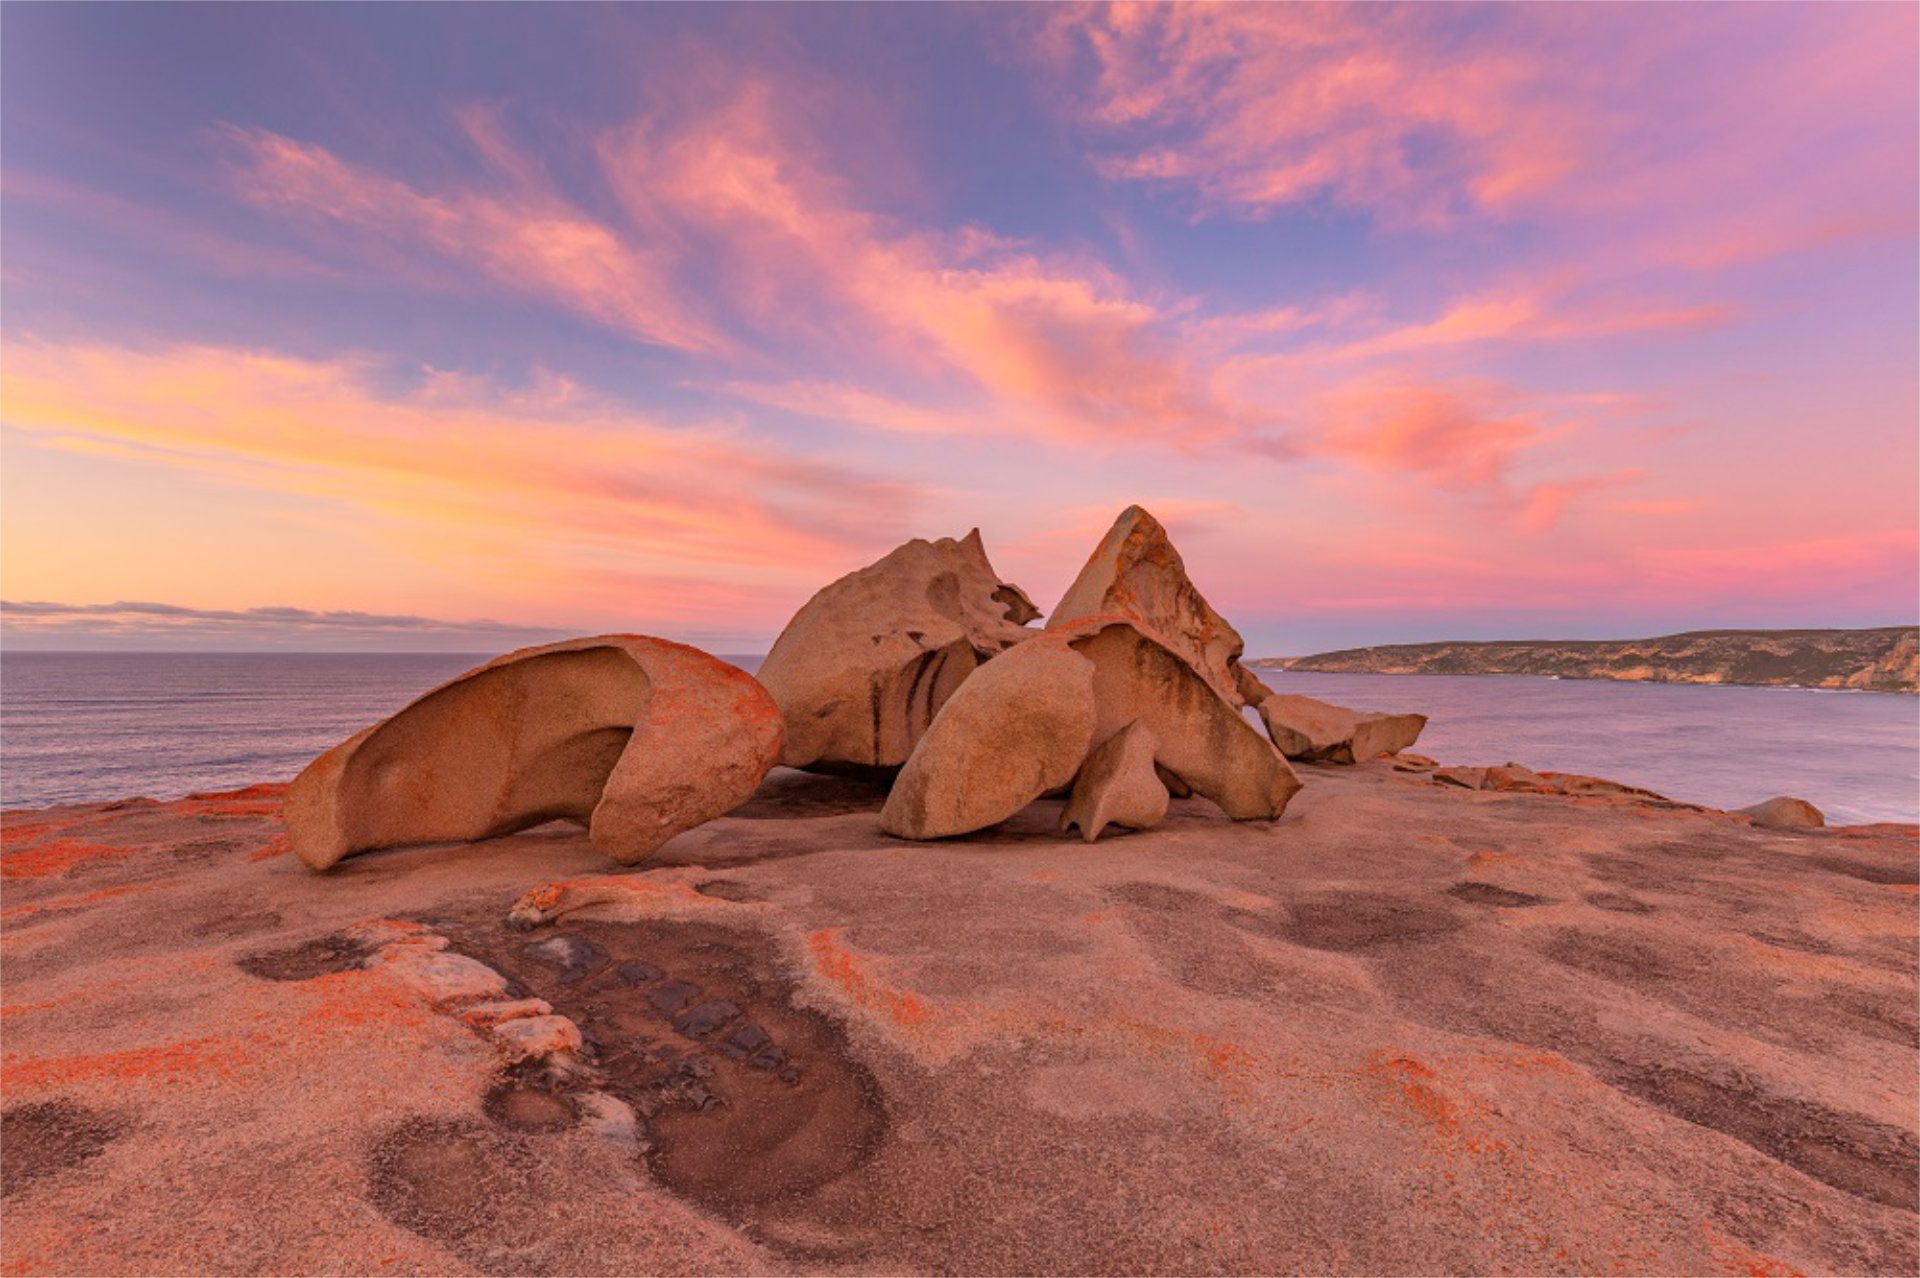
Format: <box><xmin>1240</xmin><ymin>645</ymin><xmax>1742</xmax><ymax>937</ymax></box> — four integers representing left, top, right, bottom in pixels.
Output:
<box><xmin>1255</xmin><ymin>693</ymin><xmax>1426</xmax><ymax>764</ymax></box>
<box><xmin>1048</xmin><ymin>505</ymin><xmax>1258</xmax><ymax>708</ymax></box>
<box><xmin>757</xmin><ymin>530</ymin><xmax>1039</xmax><ymax>772</ymax></box>
<box><xmin>881</xmin><ymin>618</ymin><xmax>1300</xmax><ymax>840</ymax></box>
<box><xmin>285</xmin><ymin>635</ymin><xmax>782</xmax><ymax>871</ymax></box>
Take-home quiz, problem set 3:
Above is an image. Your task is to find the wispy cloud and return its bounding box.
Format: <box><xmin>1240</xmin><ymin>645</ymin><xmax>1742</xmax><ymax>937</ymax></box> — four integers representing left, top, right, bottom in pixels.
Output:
<box><xmin>0</xmin><ymin>340</ymin><xmax>920</xmax><ymax>628</ymax></box>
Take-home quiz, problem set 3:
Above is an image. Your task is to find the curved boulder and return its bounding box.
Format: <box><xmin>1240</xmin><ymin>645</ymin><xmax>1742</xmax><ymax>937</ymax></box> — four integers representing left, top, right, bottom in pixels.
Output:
<box><xmin>757</xmin><ymin>530</ymin><xmax>1039</xmax><ymax>773</ymax></box>
<box><xmin>285</xmin><ymin>636</ymin><xmax>783</xmax><ymax>871</ymax></box>
<box><xmin>881</xmin><ymin>618</ymin><xmax>1299</xmax><ymax>840</ymax></box>
<box><xmin>1255</xmin><ymin>693</ymin><xmax>1426</xmax><ymax>764</ymax></box>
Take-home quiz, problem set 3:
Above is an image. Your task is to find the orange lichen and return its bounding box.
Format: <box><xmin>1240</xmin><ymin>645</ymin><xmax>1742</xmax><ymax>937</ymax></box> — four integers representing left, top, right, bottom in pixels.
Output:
<box><xmin>0</xmin><ymin>881</ymin><xmax>160</xmax><ymax>920</ymax></box>
<box><xmin>246</xmin><ymin>836</ymin><xmax>292</xmax><ymax>862</ymax></box>
<box><xmin>1365</xmin><ymin>1051</ymin><xmax>1463</xmax><ymax>1135</ymax></box>
<box><xmin>1</xmin><ymin>839</ymin><xmax>136</xmax><ymax>880</ymax></box>
<box><xmin>1467</xmin><ymin>850</ymin><xmax>1520</xmax><ymax>867</ymax></box>
<box><xmin>2</xmin><ymin>1037</ymin><xmax>255</xmax><ymax>1088</ymax></box>
<box><xmin>807</xmin><ymin>928</ymin><xmax>930</xmax><ymax>1027</ymax></box>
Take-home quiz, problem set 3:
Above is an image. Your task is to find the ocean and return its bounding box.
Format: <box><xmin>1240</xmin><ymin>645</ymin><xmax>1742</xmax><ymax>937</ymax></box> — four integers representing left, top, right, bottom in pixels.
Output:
<box><xmin>2</xmin><ymin>653</ymin><xmax>1915</xmax><ymax>825</ymax></box>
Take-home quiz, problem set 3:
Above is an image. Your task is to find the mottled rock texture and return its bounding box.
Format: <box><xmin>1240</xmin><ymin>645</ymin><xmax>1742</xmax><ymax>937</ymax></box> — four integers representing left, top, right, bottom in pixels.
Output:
<box><xmin>1255</xmin><ymin>692</ymin><xmax>1427</xmax><ymax>764</ymax></box>
<box><xmin>757</xmin><ymin>530</ymin><xmax>1039</xmax><ymax>772</ymax></box>
<box><xmin>284</xmin><ymin>636</ymin><xmax>782</xmax><ymax>871</ymax></box>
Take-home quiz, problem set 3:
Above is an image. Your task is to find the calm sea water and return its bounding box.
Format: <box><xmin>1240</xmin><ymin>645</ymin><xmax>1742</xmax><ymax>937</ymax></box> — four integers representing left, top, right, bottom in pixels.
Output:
<box><xmin>2</xmin><ymin>654</ymin><xmax>1915</xmax><ymax>825</ymax></box>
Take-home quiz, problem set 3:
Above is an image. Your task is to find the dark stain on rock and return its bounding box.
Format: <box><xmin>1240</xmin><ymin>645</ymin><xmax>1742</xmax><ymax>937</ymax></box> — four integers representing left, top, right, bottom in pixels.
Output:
<box><xmin>483</xmin><ymin>1079</ymin><xmax>576</xmax><ymax>1133</ymax></box>
<box><xmin>694</xmin><ymin>879</ymin><xmax>764</xmax><ymax>902</ymax></box>
<box><xmin>1448</xmin><ymin>882</ymin><xmax>1549</xmax><ymax>908</ymax></box>
<box><xmin>235</xmin><ymin>932</ymin><xmax>365</xmax><ymax>981</ymax></box>
<box><xmin>1602</xmin><ymin>1062</ymin><xmax>1920</xmax><ymax>1214</ymax></box>
<box><xmin>1584</xmin><ymin>891</ymin><xmax>1657</xmax><ymax>914</ymax></box>
<box><xmin>450</xmin><ymin>918</ymin><xmax>889</xmax><ymax>1231</ymax></box>
<box><xmin>365</xmin><ymin>1118</ymin><xmax>548</xmax><ymax>1275</ymax></box>
<box><xmin>1278</xmin><ymin>894</ymin><xmax>1465</xmax><ymax>953</ymax></box>
<box><xmin>1813</xmin><ymin>856</ymin><xmax>1920</xmax><ymax>887</ymax></box>
<box><xmin>519</xmin><ymin>933</ymin><xmax>610</xmax><ymax>984</ymax></box>
<box><xmin>0</xmin><ymin>1100</ymin><xmax>126</xmax><ymax>1197</ymax></box>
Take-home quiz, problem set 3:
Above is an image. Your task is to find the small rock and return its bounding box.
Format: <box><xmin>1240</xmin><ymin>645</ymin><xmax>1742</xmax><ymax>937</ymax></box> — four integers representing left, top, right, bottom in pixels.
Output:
<box><xmin>1738</xmin><ymin>796</ymin><xmax>1825</xmax><ymax>830</ymax></box>
<box><xmin>489</xmin><ymin>1014</ymin><xmax>584</xmax><ymax>1063</ymax></box>
<box><xmin>459</xmin><ymin>998</ymin><xmax>554</xmax><ymax>1030</ymax></box>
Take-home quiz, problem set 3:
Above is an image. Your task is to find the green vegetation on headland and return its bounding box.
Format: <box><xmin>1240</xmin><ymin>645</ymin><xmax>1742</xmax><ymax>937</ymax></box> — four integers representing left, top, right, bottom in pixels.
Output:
<box><xmin>1253</xmin><ymin>626</ymin><xmax>1919</xmax><ymax>693</ymax></box>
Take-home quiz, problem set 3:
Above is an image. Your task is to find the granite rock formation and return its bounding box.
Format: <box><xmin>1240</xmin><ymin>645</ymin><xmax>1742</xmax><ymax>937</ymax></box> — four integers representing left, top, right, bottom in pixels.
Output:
<box><xmin>1254</xmin><ymin>692</ymin><xmax>1426</xmax><ymax>764</ymax></box>
<box><xmin>284</xmin><ymin>636</ymin><xmax>782</xmax><ymax>871</ymax></box>
<box><xmin>1049</xmin><ymin>505</ymin><xmax>1261</xmax><ymax>708</ymax></box>
<box><xmin>756</xmin><ymin>530</ymin><xmax>1039</xmax><ymax>772</ymax></box>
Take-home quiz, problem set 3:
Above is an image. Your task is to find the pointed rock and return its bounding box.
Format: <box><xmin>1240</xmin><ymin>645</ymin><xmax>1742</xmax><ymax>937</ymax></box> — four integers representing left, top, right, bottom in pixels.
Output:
<box><xmin>1255</xmin><ymin>693</ymin><xmax>1426</xmax><ymax>764</ymax></box>
<box><xmin>1061</xmin><ymin>721</ymin><xmax>1169</xmax><ymax>842</ymax></box>
<box><xmin>757</xmin><ymin>531</ymin><xmax>1039</xmax><ymax>771</ymax></box>
<box><xmin>1048</xmin><ymin>505</ymin><xmax>1257</xmax><ymax>706</ymax></box>
<box><xmin>285</xmin><ymin>635</ymin><xmax>782</xmax><ymax>871</ymax></box>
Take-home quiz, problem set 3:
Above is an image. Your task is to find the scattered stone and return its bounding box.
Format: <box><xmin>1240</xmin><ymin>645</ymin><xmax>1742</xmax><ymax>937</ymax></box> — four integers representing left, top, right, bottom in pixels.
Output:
<box><xmin>756</xmin><ymin>530</ymin><xmax>1038</xmax><ymax>771</ymax></box>
<box><xmin>1432</xmin><ymin>766</ymin><xmax>1488</xmax><ymax>790</ymax></box>
<box><xmin>1255</xmin><ymin>693</ymin><xmax>1426</xmax><ymax>763</ymax></box>
<box><xmin>372</xmin><ymin>946</ymin><xmax>512</xmax><ymax>1008</ymax></box>
<box><xmin>284</xmin><ymin>634</ymin><xmax>783</xmax><ymax>871</ymax></box>
<box><xmin>490</xmin><ymin>1015</ymin><xmax>585</xmax><ymax>1064</ymax></box>
<box><xmin>1048</xmin><ymin>505</ymin><xmax>1260</xmax><ymax>707</ymax></box>
<box><xmin>1540</xmin><ymin>771</ymin><xmax>1667</xmax><ymax>800</ymax></box>
<box><xmin>1060</xmin><ymin>721</ymin><xmax>1170</xmax><ymax>843</ymax></box>
<box><xmin>1739</xmin><ymin>796</ymin><xmax>1826</xmax><ymax>830</ymax></box>
<box><xmin>458</xmin><ymin>998</ymin><xmax>554</xmax><ymax>1030</ymax></box>
<box><xmin>1483</xmin><ymin>763</ymin><xmax>1555</xmax><ymax>793</ymax></box>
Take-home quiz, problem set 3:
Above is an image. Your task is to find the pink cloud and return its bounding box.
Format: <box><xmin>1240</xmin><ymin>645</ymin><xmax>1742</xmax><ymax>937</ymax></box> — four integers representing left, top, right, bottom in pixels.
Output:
<box><xmin>0</xmin><ymin>340</ymin><xmax>917</xmax><ymax>626</ymax></box>
<box><xmin>220</xmin><ymin>126</ymin><xmax>726</xmax><ymax>353</ymax></box>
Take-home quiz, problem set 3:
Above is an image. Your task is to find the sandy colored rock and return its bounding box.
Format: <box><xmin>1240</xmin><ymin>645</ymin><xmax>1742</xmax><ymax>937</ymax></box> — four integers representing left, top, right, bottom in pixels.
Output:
<box><xmin>1048</xmin><ymin>505</ymin><xmax>1258</xmax><ymax>707</ymax></box>
<box><xmin>1255</xmin><ymin>692</ymin><xmax>1427</xmax><ymax>763</ymax></box>
<box><xmin>1060</xmin><ymin>720</ymin><xmax>1169</xmax><ymax>843</ymax></box>
<box><xmin>4</xmin><ymin>766</ymin><xmax>1915</xmax><ymax>1276</ymax></box>
<box><xmin>1739</xmin><ymin>795</ymin><xmax>1826</xmax><ymax>829</ymax></box>
<box><xmin>1483</xmin><ymin>762</ymin><xmax>1554</xmax><ymax>793</ymax></box>
<box><xmin>284</xmin><ymin>635</ymin><xmax>782</xmax><ymax>872</ymax></box>
<box><xmin>1540</xmin><ymin>771</ymin><xmax>1667</xmax><ymax>800</ymax></box>
<box><xmin>1432</xmin><ymin>765</ymin><xmax>1488</xmax><ymax>790</ymax></box>
<box><xmin>879</xmin><ymin>635</ymin><xmax>1098</xmax><ymax>839</ymax></box>
<box><xmin>757</xmin><ymin>530</ymin><xmax>1039</xmax><ymax>772</ymax></box>
<box><xmin>884</xmin><ymin>619</ymin><xmax>1299</xmax><ymax>840</ymax></box>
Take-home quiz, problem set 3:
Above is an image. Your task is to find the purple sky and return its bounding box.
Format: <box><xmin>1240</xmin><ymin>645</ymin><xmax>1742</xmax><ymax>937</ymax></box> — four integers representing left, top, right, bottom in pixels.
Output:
<box><xmin>2</xmin><ymin>2</ymin><xmax>1915</xmax><ymax>653</ymax></box>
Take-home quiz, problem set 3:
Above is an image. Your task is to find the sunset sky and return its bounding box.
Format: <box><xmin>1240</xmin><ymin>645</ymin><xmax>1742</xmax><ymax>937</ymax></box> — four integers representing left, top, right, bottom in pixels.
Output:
<box><xmin>3</xmin><ymin>2</ymin><xmax>1915</xmax><ymax>654</ymax></box>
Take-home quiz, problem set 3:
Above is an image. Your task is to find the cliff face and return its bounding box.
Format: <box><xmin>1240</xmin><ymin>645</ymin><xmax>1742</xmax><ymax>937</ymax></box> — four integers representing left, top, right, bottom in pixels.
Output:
<box><xmin>1260</xmin><ymin>627</ymin><xmax>1919</xmax><ymax>693</ymax></box>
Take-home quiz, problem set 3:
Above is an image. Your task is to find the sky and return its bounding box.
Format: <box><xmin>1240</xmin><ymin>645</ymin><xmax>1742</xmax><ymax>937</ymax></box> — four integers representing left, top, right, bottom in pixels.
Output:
<box><xmin>1</xmin><ymin>1</ymin><xmax>1915</xmax><ymax>655</ymax></box>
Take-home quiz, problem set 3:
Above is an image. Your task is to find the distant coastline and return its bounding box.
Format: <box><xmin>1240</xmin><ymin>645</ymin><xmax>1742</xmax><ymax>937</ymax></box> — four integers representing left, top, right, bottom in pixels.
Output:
<box><xmin>1251</xmin><ymin>626</ymin><xmax>1920</xmax><ymax>694</ymax></box>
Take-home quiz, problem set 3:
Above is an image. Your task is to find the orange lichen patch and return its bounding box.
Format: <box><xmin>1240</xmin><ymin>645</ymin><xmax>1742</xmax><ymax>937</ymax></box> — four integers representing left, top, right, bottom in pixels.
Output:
<box><xmin>1081</xmin><ymin>909</ymin><xmax>1117</xmax><ymax>925</ymax></box>
<box><xmin>507</xmin><ymin>875</ymin><xmax>732</xmax><ymax>927</ymax></box>
<box><xmin>1697</xmin><ymin>1218</ymin><xmax>1806</xmax><ymax>1278</ymax></box>
<box><xmin>1830</xmin><ymin>822</ymin><xmax>1920</xmax><ymax>842</ymax></box>
<box><xmin>0</xmin><ymin>838</ymin><xmax>136</xmax><ymax>880</ymax></box>
<box><xmin>0</xmin><ymin>881</ymin><xmax>161</xmax><ymax>921</ymax></box>
<box><xmin>1365</xmin><ymin>1051</ymin><xmax>1462</xmax><ymax>1135</ymax></box>
<box><xmin>807</xmin><ymin>928</ymin><xmax>930</xmax><ymax>1028</ymax></box>
<box><xmin>1467</xmin><ymin>850</ymin><xmax>1521</xmax><ymax>867</ymax></box>
<box><xmin>1026</xmin><ymin>870</ymin><xmax>1060</xmax><ymax>883</ymax></box>
<box><xmin>246</xmin><ymin>835</ymin><xmax>292</xmax><ymax>862</ymax></box>
<box><xmin>2</xmin><ymin>1036</ymin><xmax>255</xmax><ymax>1089</ymax></box>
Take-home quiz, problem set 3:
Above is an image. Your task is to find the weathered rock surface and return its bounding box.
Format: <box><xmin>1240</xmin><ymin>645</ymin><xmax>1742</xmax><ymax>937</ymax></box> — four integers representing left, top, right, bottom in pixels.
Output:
<box><xmin>1740</xmin><ymin>796</ymin><xmax>1827</xmax><ymax>830</ymax></box>
<box><xmin>285</xmin><ymin>635</ymin><xmax>782</xmax><ymax>871</ymax></box>
<box><xmin>882</xmin><ymin>618</ymin><xmax>1299</xmax><ymax>840</ymax></box>
<box><xmin>1049</xmin><ymin>505</ymin><xmax>1258</xmax><ymax>707</ymax></box>
<box><xmin>4</xmin><ymin>770</ymin><xmax>1915</xmax><ymax>1275</ymax></box>
<box><xmin>757</xmin><ymin>530</ymin><xmax>1039</xmax><ymax>771</ymax></box>
<box><xmin>878</xmin><ymin>635</ymin><xmax>1098</xmax><ymax>840</ymax></box>
<box><xmin>1060</xmin><ymin>720</ymin><xmax>1168</xmax><ymax>843</ymax></box>
<box><xmin>1254</xmin><ymin>693</ymin><xmax>1427</xmax><ymax>763</ymax></box>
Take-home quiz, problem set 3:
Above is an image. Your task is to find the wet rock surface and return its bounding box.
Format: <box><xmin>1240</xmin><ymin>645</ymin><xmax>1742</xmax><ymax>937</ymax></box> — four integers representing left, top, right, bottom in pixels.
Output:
<box><xmin>0</xmin><ymin>1100</ymin><xmax>126</xmax><ymax>1198</ymax></box>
